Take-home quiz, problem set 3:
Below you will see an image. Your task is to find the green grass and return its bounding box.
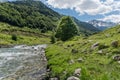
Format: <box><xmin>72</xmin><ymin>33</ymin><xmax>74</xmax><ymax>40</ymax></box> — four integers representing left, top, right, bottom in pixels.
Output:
<box><xmin>0</xmin><ymin>22</ymin><xmax>51</xmax><ymax>46</ymax></box>
<box><xmin>1</xmin><ymin>22</ymin><xmax>120</xmax><ymax>79</ymax></box>
<box><xmin>46</xmin><ymin>25</ymin><xmax>120</xmax><ymax>80</ymax></box>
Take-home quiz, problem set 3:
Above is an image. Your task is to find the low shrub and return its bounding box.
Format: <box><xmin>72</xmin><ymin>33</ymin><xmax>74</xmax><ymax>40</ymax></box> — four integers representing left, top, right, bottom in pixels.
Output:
<box><xmin>11</xmin><ymin>34</ymin><xmax>17</xmax><ymax>41</ymax></box>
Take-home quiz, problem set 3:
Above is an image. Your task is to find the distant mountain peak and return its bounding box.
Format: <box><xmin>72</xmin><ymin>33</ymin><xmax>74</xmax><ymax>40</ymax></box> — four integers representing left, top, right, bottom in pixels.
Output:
<box><xmin>117</xmin><ymin>22</ymin><xmax>120</xmax><ymax>25</ymax></box>
<box><xmin>88</xmin><ymin>20</ymin><xmax>117</xmax><ymax>30</ymax></box>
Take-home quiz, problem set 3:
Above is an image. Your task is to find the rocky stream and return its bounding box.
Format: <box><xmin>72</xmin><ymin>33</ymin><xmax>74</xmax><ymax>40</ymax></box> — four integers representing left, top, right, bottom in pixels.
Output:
<box><xmin>0</xmin><ymin>45</ymin><xmax>47</xmax><ymax>80</ymax></box>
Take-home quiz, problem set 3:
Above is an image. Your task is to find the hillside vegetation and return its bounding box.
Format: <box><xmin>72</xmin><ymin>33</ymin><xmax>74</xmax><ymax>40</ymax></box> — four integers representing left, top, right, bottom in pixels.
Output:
<box><xmin>0</xmin><ymin>0</ymin><xmax>60</xmax><ymax>32</ymax></box>
<box><xmin>0</xmin><ymin>22</ymin><xmax>50</xmax><ymax>46</ymax></box>
<box><xmin>0</xmin><ymin>0</ymin><xmax>99</xmax><ymax>34</ymax></box>
<box><xmin>46</xmin><ymin>25</ymin><xmax>120</xmax><ymax>80</ymax></box>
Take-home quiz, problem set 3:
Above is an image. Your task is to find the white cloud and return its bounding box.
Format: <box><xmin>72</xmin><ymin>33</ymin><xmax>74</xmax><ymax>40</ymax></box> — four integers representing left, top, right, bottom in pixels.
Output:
<box><xmin>46</xmin><ymin>0</ymin><xmax>120</xmax><ymax>15</ymax></box>
<box><xmin>104</xmin><ymin>0</ymin><xmax>114</xmax><ymax>5</ymax></box>
<box><xmin>98</xmin><ymin>14</ymin><xmax>120</xmax><ymax>23</ymax></box>
<box><xmin>75</xmin><ymin>0</ymin><xmax>112</xmax><ymax>15</ymax></box>
<box><xmin>47</xmin><ymin>0</ymin><xmax>80</xmax><ymax>9</ymax></box>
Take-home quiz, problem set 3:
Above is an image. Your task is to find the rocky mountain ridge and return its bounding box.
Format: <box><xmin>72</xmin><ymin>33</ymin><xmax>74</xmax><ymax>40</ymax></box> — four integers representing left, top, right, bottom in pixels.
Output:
<box><xmin>88</xmin><ymin>20</ymin><xmax>117</xmax><ymax>30</ymax></box>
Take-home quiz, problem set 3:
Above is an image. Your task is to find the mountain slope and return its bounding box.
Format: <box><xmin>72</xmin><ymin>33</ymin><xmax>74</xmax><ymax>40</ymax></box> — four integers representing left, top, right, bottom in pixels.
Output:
<box><xmin>0</xmin><ymin>0</ymin><xmax>61</xmax><ymax>32</ymax></box>
<box><xmin>74</xmin><ymin>18</ymin><xmax>99</xmax><ymax>35</ymax></box>
<box><xmin>88</xmin><ymin>20</ymin><xmax>117</xmax><ymax>30</ymax></box>
<box><xmin>0</xmin><ymin>0</ymin><xmax>99</xmax><ymax>34</ymax></box>
<box><xmin>46</xmin><ymin>25</ymin><xmax>120</xmax><ymax>79</ymax></box>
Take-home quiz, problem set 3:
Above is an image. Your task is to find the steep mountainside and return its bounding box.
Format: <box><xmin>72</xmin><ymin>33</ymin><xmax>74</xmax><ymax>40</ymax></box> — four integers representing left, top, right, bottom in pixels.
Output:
<box><xmin>0</xmin><ymin>0</ymin><xmax>61</xmax><ymax>32</ymax></box>
<box><xmin>74</xmin><ymin>18</ymin><xmax>99</xmax><ymax>35</ymax></box>
<box><xmin>0</xmin><ymin>0</ymin><xmax>99</xmax><ymax>34</ymax></box>
<box><xmin>88</xmin><ymin>20</ymin><xmax>117</xmax><ymax>30</ymax></box>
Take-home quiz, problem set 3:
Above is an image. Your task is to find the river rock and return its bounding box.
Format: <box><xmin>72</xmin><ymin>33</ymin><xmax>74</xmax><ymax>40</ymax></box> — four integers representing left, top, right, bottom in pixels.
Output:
<box><xmin>77</xmin><ymin>58</ymin><xmax>83</xmax><ymax>62</ymax></box>
<box><xmin>74</xmin><ymin>68</ymin><xmax>81</xmax><ymax>77</ymax></box>
<box><xmin>50</xmin><ymin>77</ymin><xmax>58</xmax><ymax>80</ymax></box>
<box><xmin>113</xmin><ymin>55</ymin><xmax>120</xmax><ymax>61</ymax></box>
<box><xmin>91</xmin><ymin>42</ymin><xmax>99</xmax><ymax>49</ymax></box>
<box><xmin>118</xmin><ymin>61</ymin><xmax>120</xmax><ymax>64</ymax></box>
<box><xmin>67</xmin><ymin>76</ymin><xmax>80</xmax><ymax>80</ymax></box>
<box><xmin>69</xmin><ymin>59</ymin><xmax>75</xmax><ymax>64</ymax></box>
<box><xmin>111</xmin><ymin>40</ymin><xmax>118</xmax><ymax>47</ymax></box>
<box><xmin>71</xmin><ymin>49</ymin><xmax>78</xmax><ymax>53</ymax></box>
<box><xmin>97</xmin><ymin>50</ymin><xmax>104</xmax><ymax>55</ymax></box>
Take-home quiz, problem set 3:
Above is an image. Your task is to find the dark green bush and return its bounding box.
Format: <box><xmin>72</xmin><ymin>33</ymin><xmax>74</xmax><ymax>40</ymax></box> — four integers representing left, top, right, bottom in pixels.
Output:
<box><xmin>51</xmin><ymin>35</ymin><xmax>56</xmax><ymax>44</ymax></box>
<box><xmin>11</xmin><ymin>34</ymin><xmax>17</xmax><ymax>41</ymax></box>
<box><xmin>98</xmin><ymin>44</ymin><xmax>109</xmax><ymax>50</ymax></box>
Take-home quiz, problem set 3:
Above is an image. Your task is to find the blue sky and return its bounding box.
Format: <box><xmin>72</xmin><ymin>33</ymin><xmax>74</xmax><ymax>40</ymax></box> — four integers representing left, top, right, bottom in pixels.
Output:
<box><xmin>50</xmin><ymin>8</ymin><xmax>104</xmax><ymax>22</ymax></box>
<box><xmin>7</xmin><ymin>0</ymin><xmax>120</xmax><ymax>23</ymax></box>
<box><xmin>41</xmin><ymin>0</ymin><xmax>120</xmax><ymax>23</ymax></box>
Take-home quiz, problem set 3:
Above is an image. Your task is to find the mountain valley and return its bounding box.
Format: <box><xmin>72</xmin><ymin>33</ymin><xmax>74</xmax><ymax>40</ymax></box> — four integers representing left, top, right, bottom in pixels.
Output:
<box><xmin>0</xmin><ymin>0</ymin><xmax>120</xmax><ymax>80</ymax></box>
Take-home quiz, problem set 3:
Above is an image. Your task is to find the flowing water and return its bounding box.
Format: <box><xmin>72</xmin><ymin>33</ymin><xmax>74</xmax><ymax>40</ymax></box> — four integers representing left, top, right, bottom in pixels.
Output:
<box><xmin>0</xmin><ymin>45</ymin><xmax>47</xmax><ymax>80</ymax></box>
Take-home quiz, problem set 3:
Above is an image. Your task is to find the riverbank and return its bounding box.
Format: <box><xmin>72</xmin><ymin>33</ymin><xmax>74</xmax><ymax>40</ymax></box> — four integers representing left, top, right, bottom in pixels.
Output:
<box><xmin>0</xmin><ymin>44</ymin><xmax>13</xmax><ymax>48</ymax></box>
<box><xmin>0</xmin><ymin>22</ymin><xmax>51</xmax><ymax>47</ymax></box>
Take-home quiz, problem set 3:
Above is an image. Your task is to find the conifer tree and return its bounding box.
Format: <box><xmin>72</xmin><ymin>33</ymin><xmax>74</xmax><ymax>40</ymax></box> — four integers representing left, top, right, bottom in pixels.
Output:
<box><xmin>55</xmin><ymin>16</ymin><xmax>79</xmax><ymax>41</ymax></box>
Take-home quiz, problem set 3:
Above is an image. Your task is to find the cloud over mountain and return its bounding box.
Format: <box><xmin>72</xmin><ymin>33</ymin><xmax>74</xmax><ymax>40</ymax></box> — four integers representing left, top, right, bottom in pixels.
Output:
<box><xmin>98</xmin><ymin>14</ymin><xmax>120</xmax><ymax>23</ymax></box>
<box><xmin>46</xmin><ymin>0</ymin><xmax>120</xmax><ymax>15</ymax></box>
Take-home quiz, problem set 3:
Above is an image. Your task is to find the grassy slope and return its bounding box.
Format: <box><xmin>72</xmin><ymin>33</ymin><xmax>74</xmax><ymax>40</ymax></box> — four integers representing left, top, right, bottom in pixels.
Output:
<box><xmin>46</xmin><ymin>25</ymin><xmax>120</xmax><ymax>80</ymax></box>
<box><xmin>0</xmin><ymin>22</ymin><xmax>50</xmax><ymax>46</ymax></box>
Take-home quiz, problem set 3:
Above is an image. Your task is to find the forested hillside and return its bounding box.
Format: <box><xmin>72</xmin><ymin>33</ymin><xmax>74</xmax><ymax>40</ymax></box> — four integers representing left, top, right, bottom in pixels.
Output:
<box><xmin>0</xmin><ymin>0</ymin><xmax>61</xmax><ymax>32</ymax></box>
<box><xmin>0</xmin><ymin>0</ymin><xmax>99</xmax><ymax>34</ymax></box>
